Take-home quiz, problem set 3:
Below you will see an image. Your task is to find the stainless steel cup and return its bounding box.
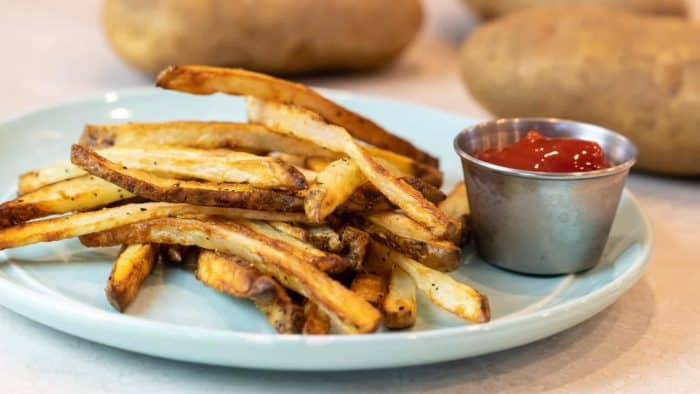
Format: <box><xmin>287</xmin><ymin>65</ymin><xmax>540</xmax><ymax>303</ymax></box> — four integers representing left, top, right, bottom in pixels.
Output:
<box><xmin>454</xmin><ymin>118</ymin><xmax>637</xmax><ymax>275</ymax></box>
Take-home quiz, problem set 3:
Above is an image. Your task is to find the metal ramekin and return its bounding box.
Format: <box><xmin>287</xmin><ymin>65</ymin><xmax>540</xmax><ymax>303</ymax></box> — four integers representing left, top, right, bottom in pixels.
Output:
<box><xmin>454</xmin><ymin>118</ymin><xmax>638</xmax><ymax>275</ymax></box>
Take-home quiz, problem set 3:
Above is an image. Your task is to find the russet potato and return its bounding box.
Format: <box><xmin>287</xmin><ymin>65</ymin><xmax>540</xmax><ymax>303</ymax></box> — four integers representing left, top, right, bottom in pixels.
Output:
<box><xmin>460</xmin><ymin>6</ymin><xmax>700</xmax><ymax>175</ymax></box>
<box><xmin>462</xmin><ymin>0</ymin><xmax>687</xmax><ymax>19</ymax></box>
<box><xmin>103</xmin><ymin>0</ymin><xmax>422</xmax><ymax>75</ymax></box>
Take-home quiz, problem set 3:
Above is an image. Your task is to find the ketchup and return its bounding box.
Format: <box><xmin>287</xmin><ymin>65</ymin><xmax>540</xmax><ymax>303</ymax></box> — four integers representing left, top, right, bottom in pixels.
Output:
<box><xmin>476</xmin><ymin>131</ymin><xmax>610</xmax><ymax>172</ymax></box>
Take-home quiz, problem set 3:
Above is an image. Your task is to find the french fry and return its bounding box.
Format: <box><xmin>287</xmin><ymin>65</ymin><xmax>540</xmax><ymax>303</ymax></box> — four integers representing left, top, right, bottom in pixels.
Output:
<box><xmin>238</xmin><ymin>219</ymin><xmax>349</xmax><ymax>274</ymax></box>
<box><xmin>268</xmin><ymin>221</ymin><xmax>308</xmax><ymax>242</ymax></box>
<box><xmin>373</xmin><ymin>242</ymin><xmax>490</xmax><ymax>323</ymax></box>
<box><xmin>366</xmin><ymin>146</ymin><xmax>442</xmax><ymax>187</ymax></box>
<box><xmin>304</xmin><ymin>157</ymin><xmax>333</xmax><ymax>172</ymax></box>
<box><xmin>247</xmin><ymin>98</ymin><xmax>456</xmax><ymax>239</ymax></box>
<box><xmin>80</xmin><ymin>121</ymin><xmax>439</xmax><ymax>186</ymax></box>
<box><xmin>71</xmin><ymin>145</ymin><xmax>303</xmax><ymax>211</ymax></box>
<box><xmin>302</xmin><ymin>301</ymin><xmax>331</xmax><ymax>335</ymax></box>
<box><xmin>156</xmin><ymin>65</ymin><xmax>438</xmax><ymax>167</ymax></box>
<box><xmin>81</xmin><ymin>121</ymin><xmax>337</xmax><ymax>159</ymax></box>
<box><xmin>355</xmin><ymin>212</ymin><xmax>460</xmax><ymax>272</ymax></box>
<box><xmin>383</xmin><ymin>265</ymin><xmax>417</xmax><ymax>329</ymax></box>
<box><xmin>439</xmin><ymin>182</ymin><xmax>472</xmax><ymax>246</ymax></box>
<box><xmin>0</xmin><ymin>202</ymin><xmax>307</xmax><ymax>250</ymax></box>
<box><xmin>439</xmin><ymin>182</ymin><xmax>469</xmax><ymax>219</ymax></box>
<box><xmin>339</xmin><ymin>226</ymin><xmax>370</xmax><ymax>271</ymax></box>
<box><xmin>350</xmin><ymin>272</ymin><xmax>386</xmax><ymax>309</ymax></box>
<box><xmin>196</xmin><ymin>250</ymin><xmax>303</xmax><ymax>334</ymax></box>
<box><xmin>0</xmin><ymin>176</ymin><xmax>132</xmax><ymax>227</ymax></box>
<box><xmin>307</xmin><ymin>226</ymin><xmax>343</xmax><ymax>253</ymax></box>
<box><xmin>304</xmin><ymin>158</ymin><xmax>365</xmax><ymax>222</ymax></box>
<box><xmin>105</xmin><ymin>243</ymin><xmax>157</xmax><ymax>312</ymax></box>
<box><xmin>18</xmin><ymin>162</ymin><xmax>87</xmax><ymax>195</ymax></box>
<box><xmin>19</xmin><ymin>147</ymin><xmax>306</xmax><ymax>194</ymax></box>
<box><xmin>79</xmin><ymin>217</ymin><xmax>382</xmax><ymax>334</ymax></box>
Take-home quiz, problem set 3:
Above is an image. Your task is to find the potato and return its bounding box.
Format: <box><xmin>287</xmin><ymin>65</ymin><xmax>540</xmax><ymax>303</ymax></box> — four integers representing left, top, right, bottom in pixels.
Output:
<box><xmin>462</xmin><ymin>0</ymin><xmax>687</xmax><ymax>19</ymax></box>
<box><xmin>460</xmin><ymin>6</ymin><xmax>700</xmax><ymax>175</ymax></box>
<box><xmin>103</xmin><ymin>0</ymin><xmax>422</xmax><ymax>75</ymax></box>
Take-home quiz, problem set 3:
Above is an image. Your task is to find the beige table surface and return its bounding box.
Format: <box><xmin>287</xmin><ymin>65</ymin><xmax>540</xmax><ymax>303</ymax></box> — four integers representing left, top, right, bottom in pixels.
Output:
<box><xmin>0</xmin><ymin>1</ymin><xmax>698</xmax><ymax>393</ymax></box>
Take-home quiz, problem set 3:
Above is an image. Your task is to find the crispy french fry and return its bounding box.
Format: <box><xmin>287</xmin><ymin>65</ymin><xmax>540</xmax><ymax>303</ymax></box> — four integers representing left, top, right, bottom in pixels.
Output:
<box><xmin>196</xmin><ymin>250</ymin><xmax>303</xmax><ymax>334</ymax></box>
<box><xmin>302</xmin><ymin>301</ymin><xmax>331</xmax><ymax>335</ymax></box>
<box><xmin>305</xmin><ymin>158</ymin><xmax>365</xmax><ymax>222</ymax></box>
<box><xmin>304</xmin><ymin>157</ymin><xmax>333</xmax><ymax>172</ymax></box>
<box><xmin>71</xmin><ymin>145</ymin><xmax>302</xmax><ymax>211</ymax></box>
<box><xmin>19</xmin><ymin>147</ymin><xmax>306</xmax><ymax>194</ymax></box>
<box><xmin>79</xmin><ymin>217</ymin><xmax>382</xmax><ymax>334</ymax></box>
<box><xmin>0</xmin><ymin>176</ymin><xmax>132</xmax><ymax>227</ymax></box>
<box><xmin>307</xmin><ymin>226</ymin><xmax>343</xmax><ymax>253</ymax></box>
<box><xmin>365</xmin><ymin>146</ymin><xmax>442</xmax><ymax>187</ymax></box>
<box><xmin>383</xmin><ymin>265</ymin><xmax>417</xmax><ymax>329</ymax></box>
<box><xmin>350</xmin><ymin>272</ymin><xmax>386</xmax><ymax>309</ymax></box>
<box><xmin>239</xmin><ymin>219</ymin><xmax>349</xmax><ymax>274</ymax></box>
<box><xmin>268</xmin><ymin>221</ymin><xmax>308</xmax><ymax>242</ymax></box>
<box><xmin>0</xmin><ymin>202</ymin><xmax>307</xmax><ymax>250</ymax></box>
<box><xmin>156</xmin><ymin>65</ymin><xmax>438</xmax><ymax>167</ymax></box>
<box><xmin>355</xmin><ymin>212</ymin><xmax>460</xmax><ymax>272</ymax></box>
<box><xmin>339</xmin><ymin>226</ymin><xmax>369</xmax><ymax>271</ymax></box>
<box><xmin>247</xmin><ymin>98</ymin><xmax>456</xmax><ymax>239</ymax></box>
<box><xmin>439</xmin><ymin>182</ymin><xmax>471</xmax><ymax>246</ymax></box>
<box><xmin>106</xmin><ymin>243</ymin><xmax>157</xmax><ymax>312</ymax></box>
<box><xmin>373</xmin><ymin>242</ymin><xmax>490</xmax><ymax>323</ymax></box>
<box><xmin>81</xmin><ymin>121</ymin><xmax>337</xmax><ymax>159</ymax></box>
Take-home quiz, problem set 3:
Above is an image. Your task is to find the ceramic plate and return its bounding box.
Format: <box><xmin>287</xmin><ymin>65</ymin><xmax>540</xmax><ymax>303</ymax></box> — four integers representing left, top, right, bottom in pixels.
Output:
<box><xmin>0</xmin><ymin>88</ymin><xmax>652</xmax><ymax>370</ymax></box>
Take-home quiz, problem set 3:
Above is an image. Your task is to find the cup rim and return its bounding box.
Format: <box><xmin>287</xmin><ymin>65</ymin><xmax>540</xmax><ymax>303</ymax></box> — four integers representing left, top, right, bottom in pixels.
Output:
<box><xmin>454</xmin><ymin>117</ymin><xmax>637</xmax><ymax>180</ymax></box>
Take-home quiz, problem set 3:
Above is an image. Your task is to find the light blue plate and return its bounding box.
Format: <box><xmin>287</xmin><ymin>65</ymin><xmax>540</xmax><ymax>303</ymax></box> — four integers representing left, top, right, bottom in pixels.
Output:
<box><xmin>0</xmin><ymin>88</ymin><xmax>652</xmax><ymax>371</ymax></box>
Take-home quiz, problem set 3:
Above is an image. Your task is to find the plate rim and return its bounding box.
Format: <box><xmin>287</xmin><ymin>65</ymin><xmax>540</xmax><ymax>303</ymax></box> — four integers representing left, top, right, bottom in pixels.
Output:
<box><xmin>0</xmin><ymin>88</ymin><xmax>654</xmax><ymax>369</ymax></box>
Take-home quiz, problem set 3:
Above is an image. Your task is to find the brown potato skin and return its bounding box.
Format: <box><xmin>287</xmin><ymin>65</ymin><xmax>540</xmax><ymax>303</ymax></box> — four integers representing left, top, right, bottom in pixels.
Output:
<box><xmin>462</xmin><ymin>0</ymin><xmax>687</xmax><ymax>19</ymax></box>
<box><xmin>103</xmin><ymin>0</ymin><xmax>422</xmax><ymax>75</ymax></box>
<box><xmin>460</xmin><ymin>7</ymin><xmax>700</xmax><ymax>175</ymax></box>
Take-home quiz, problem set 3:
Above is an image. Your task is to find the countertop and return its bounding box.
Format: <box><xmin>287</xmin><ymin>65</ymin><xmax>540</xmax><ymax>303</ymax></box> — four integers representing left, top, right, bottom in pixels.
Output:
<box><xmin>0</xmin><ymin>1</ymin><xmax>698</xmax><ymax>392</ymax></box>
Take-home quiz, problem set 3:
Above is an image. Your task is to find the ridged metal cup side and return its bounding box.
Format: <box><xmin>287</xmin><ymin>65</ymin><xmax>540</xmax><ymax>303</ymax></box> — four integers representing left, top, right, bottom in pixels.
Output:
<box><xmin>454</xmin><ymin>118</ymin><xmax>637</xmax><ymax>275</ymax></box>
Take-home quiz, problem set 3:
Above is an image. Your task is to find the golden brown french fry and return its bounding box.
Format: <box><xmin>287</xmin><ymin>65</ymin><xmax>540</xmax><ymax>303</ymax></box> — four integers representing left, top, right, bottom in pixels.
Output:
<box><xmin>383</xmin><ymin>265</ymin><xmax>417</xmax><ymax>330</ymax></box>
<box><xmin>305</xmin><ymin>225</ymin><xmax>368</xmax><ymax>271</ymax></box>
<box><xmin>268</xmin><ymin>221</ymin><xmax>308</xmax><ymax>242</ymax></box>
<box><xmin>304</xmin><ymin>157</ymin><xmax>333</xmax><ymax>172</ymax></box>
<box><xmin>71</xmin><ymin>145</ymin><xmax>303</xmax><ymax>211</ymax></box>
<box><xmin>156</xmin><ymin>65</ymin><xmax>438</xmax><ymax>167</ymax></box>
<box><xmin>350</xmin><ymin>272</ymin><xmax>386</xmax><ymax>309</ymax></box>
<box><xmin>304</xmin><ymin>158</ymin><xmax>365</xmax><ymax>222</ymax></box>
<box><xmin>105</xmin><ymin>243</ymin><xmax>157</xmax><ymax>312</ymax></box>
<box><xmin>302</xmin><ymin>301</ymin><xmax>331</xmax><ymax>335</ymax></box>
<box><xmin>0</xmin><ymin>202</ymin><xmax>308</xmax><ymax>250</ymax></box>
<box><xmin>196</xmin><ymin>250</ymin><xmax>303</xmax><ymax>334</ymax></box>
<box><xmin>307</xmin><ymin>226</ymin><xmax>343</xmax><ymax>253</ymax></box>
<box><xmin>239</xmin><ymin>219</ymin><xmax>349</xmax><ymax>274</ymax></box>
<box><xmin>365</xmin><ymin>146</ymin><xmax>442</xmax><ymax>187</ymax></box>
<box><xmin>19</xmin><ymin>147</ymin><xmax>306</xmax><ymax>194</ymax></box>
<box><xmin>247</xmin><ymin>98</ymin><xmax>456</xmax><ymax>239</ymax></box>
<box><xmin>0</xmin><ymin>176</ymin><xmax>132</xmax><ymax>227</ymax></box>
<box><xmin>339</xmin><ymin>226</ymin><xmax>370</xmax><ymax>271</ymax></box>
<box><xmin>373</xmin><ymin>242</ymin><xmax>490</xmax><ymax>323</ymax></box>
<box><xmin>79</xmin><ymin>217</ymin><xmax>382</xmax><ymax>334</ymax></box>
<box><xmin>81</xmin><ymin>121</ymin><xmax>337</xmax><ymax>159</ymax></box>
<box><xmin>355</xmin><ymin>212</ymin><xmax>460</xmax><ymax>272</ymax></box>
<box><xmin>438</xmin><ymin>182</ymin><xmax>471</xmax><ymax>246</ymax></box>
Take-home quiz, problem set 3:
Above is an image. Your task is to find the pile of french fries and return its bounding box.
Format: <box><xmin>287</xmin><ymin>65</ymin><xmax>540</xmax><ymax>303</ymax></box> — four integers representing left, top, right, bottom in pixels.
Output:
<box><xmin>0</xmin><ymin>65</ymin><xmax>489</xmax><ymax>334</ymax></box>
